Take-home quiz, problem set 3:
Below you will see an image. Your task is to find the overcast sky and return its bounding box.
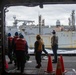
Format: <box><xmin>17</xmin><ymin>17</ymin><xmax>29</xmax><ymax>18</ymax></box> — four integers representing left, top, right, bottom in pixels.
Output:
<box><xmin>5</xmin><ymin>4</ymin><xmax>76</xmax><ymax>26</ymax></box>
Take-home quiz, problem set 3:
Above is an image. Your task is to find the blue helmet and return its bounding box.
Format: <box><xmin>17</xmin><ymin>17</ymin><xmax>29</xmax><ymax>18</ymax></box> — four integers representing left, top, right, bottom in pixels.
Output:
<box><xmin>19</xmin><ymin>34</ymin><xmax>24</xmax><ymax>38</ymax></box>
<box><xmin>8</xmin><ymin>33</ymin><xmax>11</xmax><ymax>36</ymax></box>
<box><xmin>52</xmin><ymin>30</ymin><xmax>56</xmax><ymax>34</ymax></box>
<box><xmin>15</xmin><ymin>32</ymin><xmax>18</xmax><ymax>36</ymax></box>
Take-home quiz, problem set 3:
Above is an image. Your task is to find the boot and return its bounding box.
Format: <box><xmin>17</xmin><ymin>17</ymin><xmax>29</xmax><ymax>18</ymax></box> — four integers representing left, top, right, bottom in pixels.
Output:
<box><xmin>35</xmin><ymin>64</ymin><xmax>41</xmax><ymax>68</ymax></box>
<box><xmin>8</xmin><ymin>61</ymin><xmax>12</xmax><ymax>64</ymax></box>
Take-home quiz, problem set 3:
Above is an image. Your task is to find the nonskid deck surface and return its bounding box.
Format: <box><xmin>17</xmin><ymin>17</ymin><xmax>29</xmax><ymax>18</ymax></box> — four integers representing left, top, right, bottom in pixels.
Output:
<box><xmin>6</xmin><ymin>56</ymin><xmax>76</xmax><ymax>75</ymax></box>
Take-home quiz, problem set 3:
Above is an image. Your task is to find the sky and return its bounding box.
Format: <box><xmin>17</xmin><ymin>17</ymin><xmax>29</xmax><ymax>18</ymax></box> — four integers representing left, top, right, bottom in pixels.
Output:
<box><xmin>5</xmin><ymin>4</ymin><xmax>76</xmax><ymax>26</ymax></box>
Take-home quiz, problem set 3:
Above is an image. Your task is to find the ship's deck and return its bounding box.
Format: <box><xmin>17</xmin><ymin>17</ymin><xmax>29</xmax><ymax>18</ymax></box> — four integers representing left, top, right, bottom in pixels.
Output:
<box><xmin>5</xmin><ymin>55</ymin><xmax>76</xmax><ymax>75</ymax></box>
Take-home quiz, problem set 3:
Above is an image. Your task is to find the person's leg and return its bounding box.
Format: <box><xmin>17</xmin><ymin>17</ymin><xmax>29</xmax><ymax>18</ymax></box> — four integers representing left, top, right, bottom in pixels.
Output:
<box><xmin>16</xmin><ymin>57</ymin><xmax>20</xmax><ymax>70</ymax></box>
<box><xmin>21</xmin><ymin>62</ymin><xmax>25</xmax><ymax>73</ymax></box>
<box><xmin>52</xmin><ymin>49</ymin><xmax>55</xmax><ymax>61</ymax></box>
<box><xmin>20</xmin><ymin>53</ymin><xmax>25</xmax><ymax>73</ymax></box>
<box><xmin>35</xmin><ymin>53</ymin><xmax>38</xmax><ymax>65</ymax></box>
<box><xmin>16</xmin><ymin>52</ymin><xmax>20</xmax><ymax>70</ymax></box>
<box><xmin>8</xmin><ymin>51</ymin><xmax>12</xmax><ymax>64</ymax></box>
<box><xmin>12</xmin><ymin>51</ymin><xmax>16</xmax><ymax>66</ymax></box>
<box><xmin>35</xmin><ymin>52</ymin><xmax>42</xmax><ymax>68</ymax></box>
<box><xmin>54</xmin><ymin>45</ymin><xmax>58</xmax><ymax>62</ymax></box>
<box><xmin>54</xmin><ymin>50</ymin><xmax>57</xmax><ymax>62</ymax></box>
<box><xmin>52</xmin><ymin>45</ymin><xmax>58</xmax><ymax>63</ymax></box>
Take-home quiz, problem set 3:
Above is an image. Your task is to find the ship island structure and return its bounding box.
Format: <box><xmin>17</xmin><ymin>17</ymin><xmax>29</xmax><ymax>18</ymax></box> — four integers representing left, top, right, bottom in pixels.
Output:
<box><xmin>6</xmin><ymin>10</ymin><xmax>76</xmax><ymax>49</ymax></box>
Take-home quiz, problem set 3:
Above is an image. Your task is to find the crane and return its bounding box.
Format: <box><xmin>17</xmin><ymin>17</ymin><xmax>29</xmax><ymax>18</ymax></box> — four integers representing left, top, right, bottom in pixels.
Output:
<box><xmin>13</xmin><ymin>16</ymin><xmax>35</xmax><ymax>26</ymax></box>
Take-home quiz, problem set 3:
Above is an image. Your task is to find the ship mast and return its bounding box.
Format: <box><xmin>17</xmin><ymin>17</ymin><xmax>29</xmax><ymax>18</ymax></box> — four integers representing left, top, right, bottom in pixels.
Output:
<box><xmin>39</xmin><ymin>15</ymin><xmax>42</xmax><ymax>35</ymax></box>
<box><xmin>71</xmin><ymin>10</ymin><xmax>75</xmax><ymax>31</ymax></box>
<box><xmin>68</xmin><ymin>18</ymin><xmax>71</xmax><ymax>26</ymax></box>
<box><xmin>13</xmin><ymin>16</ymin><xmax>17</xmax><ymax>28</ymax></box>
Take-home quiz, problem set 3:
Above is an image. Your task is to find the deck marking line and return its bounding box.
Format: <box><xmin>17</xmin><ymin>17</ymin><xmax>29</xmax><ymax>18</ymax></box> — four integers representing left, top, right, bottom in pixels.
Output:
<box><xmin>27</xmin><ymin>60</ymin><xmax>32</xmax><ymax>63</ymax></box>
<box><xmin>72</xmin><ymin>69</ymin><xmax>76</xmax><ymax>73</ymax></box>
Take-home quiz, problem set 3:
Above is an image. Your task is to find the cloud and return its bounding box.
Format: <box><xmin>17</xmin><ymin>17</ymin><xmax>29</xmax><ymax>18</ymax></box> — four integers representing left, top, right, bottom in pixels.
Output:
<box><xmin>6</xmin><ymin>4</ymin><xmax>76</xmax><ymax>26</ymax></box>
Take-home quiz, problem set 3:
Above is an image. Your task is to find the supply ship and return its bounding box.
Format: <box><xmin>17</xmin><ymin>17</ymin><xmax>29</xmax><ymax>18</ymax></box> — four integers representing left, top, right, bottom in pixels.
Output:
<box><xmin>6</xmin><ymin>10</ymin><xmax>76</xmax><ymax>49</ymax></box>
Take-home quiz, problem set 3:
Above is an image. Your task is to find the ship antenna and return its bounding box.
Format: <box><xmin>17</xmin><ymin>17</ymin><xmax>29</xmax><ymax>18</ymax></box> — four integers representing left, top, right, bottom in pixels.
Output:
<box><xmin>13</xmin><ymin>15</ymin><xmax>16</xmax><ymax>20</ymax></box>
<box><xmin>13</xmin><ymin>15</ymin><xmax>17</xmax><ymax>27</ymax></box>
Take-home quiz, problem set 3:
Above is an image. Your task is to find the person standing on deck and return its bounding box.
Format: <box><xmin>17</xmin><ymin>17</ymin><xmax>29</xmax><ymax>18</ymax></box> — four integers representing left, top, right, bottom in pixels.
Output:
<box><xmin>12</xmin><ymin>32</ymin><xmax>19</xmax><ymax>66</ymax></box>
<box><xmin>34</xmin><ymin>34</ymin><xmax>43</xmax><ymax>68</ymax></box>
<box><xmin>51</xmin><ymin>30</ymin><xmax>58</xmax><ymax>63</ymax></box>
<box><xmin>15</xmin><ymin>34</ymin><xmax>28</xmax><ymax>73</ymax></box>
<box><xmin>7</xmin><ymin>33</ymin><xmax>13</xmax><ymax>64</ymax></box>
